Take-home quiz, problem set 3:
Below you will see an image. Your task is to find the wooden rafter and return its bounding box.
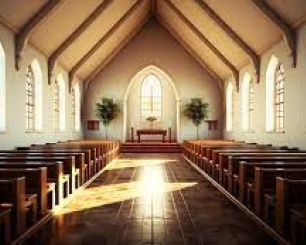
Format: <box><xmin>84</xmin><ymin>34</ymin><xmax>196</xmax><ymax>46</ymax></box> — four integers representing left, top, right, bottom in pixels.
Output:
<box><xmin>252</xmin><ymin>0</ymin><xmax>297</xmax><ymax>67</ymax></box>
<box><xmin>163</xmin><ymin>0</ymin><xmax>239</xmax><ymax>91</ymax></box>
<box><xmin>151</xmin><ymin>0</ymin><xmax>157</xmax><ymax>15</ymax></box>
<box><xmin>155</xmin><ymin>14</ymin><xmax>223</xmax><ymax>92</ymax></box>
<box><xmin>15</xmin><ymin>0</ymin><xmax>64</xmax><ymax>70</ymax></box>
<box><xmin>83</xmin><ymin>15</ymin><xmax>152</xmax><ymax>89</ymax></box>
<box><xmin>195</xmin><ymin>0</ymin><xmax>260</xmax><ymax>83</ymax></box>
<box><xmin>48</xmin><ymin>0</ymin><xmax>113</xmax><ymax>84</ymax></box>
<box><xmin>68</xmin><ymin>0</ymin><xmax>144</xmax><ymax>90</ymax></box>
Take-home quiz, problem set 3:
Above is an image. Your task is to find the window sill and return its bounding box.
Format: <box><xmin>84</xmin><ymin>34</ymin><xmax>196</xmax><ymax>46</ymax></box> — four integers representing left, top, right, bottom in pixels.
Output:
<box><xmin>0</xmin><ymin>130</ymin><xmax>8</xmax><ymax>135</ymax></box>
<box><xmin>25</xmin><ymin>130</ymin><xmax>44</xmax><ymax>134</ymax></box>
<box><xmin>266</xmin><ymin>130</ymin><xmax>285</xmax><ymax>134</ymax></box>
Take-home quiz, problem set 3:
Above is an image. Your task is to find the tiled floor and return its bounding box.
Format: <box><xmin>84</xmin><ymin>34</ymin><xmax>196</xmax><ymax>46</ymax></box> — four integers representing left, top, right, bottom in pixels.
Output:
<box><xmin>25</xmin><ymin>153</ymin><xmax>276</xmax><ymax>245</ymax></box>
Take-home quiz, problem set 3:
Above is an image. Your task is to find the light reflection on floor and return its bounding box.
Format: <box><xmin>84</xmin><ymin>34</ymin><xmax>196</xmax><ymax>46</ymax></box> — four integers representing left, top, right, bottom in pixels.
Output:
<box><xmin>54</xmin><ymin>158</ymin><xmax>197</xmax><ymax>216</ymax></box>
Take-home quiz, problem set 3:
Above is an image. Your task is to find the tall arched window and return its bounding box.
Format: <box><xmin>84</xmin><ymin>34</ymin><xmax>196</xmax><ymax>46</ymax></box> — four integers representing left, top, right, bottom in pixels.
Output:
<box><xmin>55</xmin><ymin>74</ymin><xmax>66</xmax><ymax>131</ymax></box>
<box><xmin>275</xmin><ymin>63</ymin><xmax>285</xmax><ymax>131</ymax></box>
<box><xmin>266</xmin><ymin>55</ymin><xmax>284</xmax><ymax>132</ymax></box>
<box><xmin>226</xmin><ymin>82</ymin><xmax>234</xmax><ymax>132</ymax></box>
<box><xmin>25</xmin><ymin>59</ymin><xmax>43</xmax><ymax>132</ymax></box>
<box><xmin>241</xmin><ymin>73</ymin><xmax>253</xmax><ymax>131</ymax></box>
<box><xmin>26</xmin><ymin>65</ymin><xmax>35</xmax><ymax>131</ymax></box>
<box><xmin>72</xmin><ymin>83</ymin><xmax>81</xmax><ymax>131</ymax></box>
<box><xmin>0</xmin><ymin>42</ymin><xmax>5</xmax><ymax>131</ymax></box>
<box><xmin>141</xmin><ymin>74</ymin><xmax>162</xmax><ymax>121</ymax></box>
<box><xmin>54</xmin><ymin>80</ymin><xmax>59</xmax><ymax>131</ymax></box>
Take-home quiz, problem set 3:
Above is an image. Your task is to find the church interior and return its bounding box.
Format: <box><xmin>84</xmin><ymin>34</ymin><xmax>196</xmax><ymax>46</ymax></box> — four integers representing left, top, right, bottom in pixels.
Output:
<box><xmin>0</xmin><ymin>0</ymin><xmax>306</xmax><ymax>244</ymax></box>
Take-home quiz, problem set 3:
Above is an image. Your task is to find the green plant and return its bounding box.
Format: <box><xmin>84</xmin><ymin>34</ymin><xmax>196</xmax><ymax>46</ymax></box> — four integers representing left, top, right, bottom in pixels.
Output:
<box><xmin>183</xmin><ymin>98</ymin><xmax>209</xmax><ymax>139</ymax></box>
<box><xmin>95</xmin><ymin>98</ymin><xmax>119</xmax><ymax>139</ymax></box>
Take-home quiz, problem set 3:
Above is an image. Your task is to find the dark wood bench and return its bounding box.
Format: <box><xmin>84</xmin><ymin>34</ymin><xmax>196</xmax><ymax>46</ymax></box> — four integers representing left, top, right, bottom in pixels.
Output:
<box><xmin>275</xmin><ymin>177</ymin><xmax>306</xmax><ymax>237</ymax></box>
<box><xmin>0</xmin><ymin>168</ymin><xmax>49</xmax><ymax>218</ymax></box>
<box><xmin>0</xmin><ymin>155</ymin><xmax>75</xmax><ymax>194</ymax></box>
<box><xmin>289</xmin><ymin>204</ymin><xmax>306</xmax><ymax>245</ymax></box>
<box><xmin>0</xmin><ymin>177</ymin><xmax>36</xmax><ymax>237</ymax></box>
<box><xmin>223</xmin><ymin>154</ymin><xmax>306</xmax><ymax>194</ymax></box>
<box><xmin>0</xmin><ymin>207</ymin><xmax>11</xmax><ymax>244</ymax></box>
<box><xmin>0</xmin><ymin>161</ymin><xmax>64</xmax><ymax>205</ymax></box>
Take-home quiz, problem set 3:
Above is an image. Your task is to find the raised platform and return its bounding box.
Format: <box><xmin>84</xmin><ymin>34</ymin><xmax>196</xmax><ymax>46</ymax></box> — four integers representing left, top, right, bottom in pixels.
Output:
<box><xmin>120</xmin><ymin>142</ymin><xmax>182</xmax><ymax>153</ymax></box>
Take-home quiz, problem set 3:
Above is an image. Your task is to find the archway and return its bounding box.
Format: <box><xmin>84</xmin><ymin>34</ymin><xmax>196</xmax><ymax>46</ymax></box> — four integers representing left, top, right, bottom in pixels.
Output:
<box><xmin>123</xmin><ymin>65</ymin><xmax>181</xmax><ymax>142</ymax></box>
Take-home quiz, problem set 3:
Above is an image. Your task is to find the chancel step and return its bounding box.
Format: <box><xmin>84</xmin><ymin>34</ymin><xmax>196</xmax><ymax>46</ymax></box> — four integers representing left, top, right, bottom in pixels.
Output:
<box><xmin>120</xmin><ymin>142</ymin><xmax>182</xmax><ymax>153</ymax></box>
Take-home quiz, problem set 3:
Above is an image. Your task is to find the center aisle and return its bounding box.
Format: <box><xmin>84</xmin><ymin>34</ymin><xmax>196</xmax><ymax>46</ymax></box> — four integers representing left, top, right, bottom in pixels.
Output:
<box><xmin>25</xmin><ymin>153</ymin><xmax>276</xmax><ymax>245</ymax></box>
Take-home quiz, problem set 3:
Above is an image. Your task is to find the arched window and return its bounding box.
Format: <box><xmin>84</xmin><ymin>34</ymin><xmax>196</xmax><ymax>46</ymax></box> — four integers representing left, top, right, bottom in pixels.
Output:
<box><xmin>141</xmin><ymin>74</ymin><xmax>162</xmax><ymax>121</ymax></box>
<box><xmin>275</xmin><ymin>63</ymin><xmax>285</xmax><ymax>131</ymax></box>
<box><xmin>26</xmin><ymin>65</ymin><xmax>35</xmax><ymax>131</ymax></box>
<box><xmin>55</xmin><ymin>74</ymin><xmax>66</xmax><ymax>131</ymax></box>
<box><xmin>266</xmin><ymin>56</ymin><xmax>284</xmax><ymax>132</ymax></box>
<box><xmin>226</xmin><ymin>82</ymin><xmax>234</xmax><ymax>131</ymax></box>
<box><xmin>72</xmin><ymin>83</ymin><xmax>81</xmax><ymax>131</ymax></box>
<box><xmin>54</xmin><ymin>80</ymin><xmax>59</xmax><ymax>131</ymax></box>
<box><xmin>0</xmin><ymin>42</ymin><xmax>5</xmax><ymax>131</ymax></box>
<box><xmin>241</xmin><ymin>73</ymin><xmax>253</xmax><ymax>131</ymax></box>
<box><xmin>25</xmin><ymin>59</ymin><xmax>43</xmax><ymax>132</ymax></box>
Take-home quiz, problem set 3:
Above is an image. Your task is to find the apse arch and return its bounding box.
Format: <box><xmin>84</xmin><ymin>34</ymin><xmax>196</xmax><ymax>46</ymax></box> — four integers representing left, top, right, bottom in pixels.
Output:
<box><xmin>123</xmin><ymin>65</ymin><xmax>181</xmax><ymax>142</ymax></box>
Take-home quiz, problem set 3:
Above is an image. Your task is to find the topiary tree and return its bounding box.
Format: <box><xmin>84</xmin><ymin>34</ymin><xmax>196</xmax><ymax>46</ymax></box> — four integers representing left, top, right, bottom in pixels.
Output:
<box><xmin>95</xmin><ymin>98</ymin><xmax>119</xmax><ymax>139</ymax></box>
<box><xmin>183</xmin><ymin>98</ymin><xmax>209</xmax><ymax>139</ymax></box>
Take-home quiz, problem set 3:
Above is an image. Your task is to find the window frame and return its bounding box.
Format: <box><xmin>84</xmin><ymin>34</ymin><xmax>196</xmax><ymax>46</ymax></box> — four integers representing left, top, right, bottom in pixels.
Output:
<box><xmin>25</xmin><ymin>65</ymin><xmax>36</xmax><ymax>132</ymax></box>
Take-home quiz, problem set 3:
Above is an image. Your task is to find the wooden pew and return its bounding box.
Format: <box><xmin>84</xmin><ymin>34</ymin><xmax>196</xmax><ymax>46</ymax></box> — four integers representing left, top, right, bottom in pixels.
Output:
<box><xmin>0</xmin><ymin>207</ymin><xmax>11</xmax><ymax>244</ymax></box>
<box><xmin>252</xmin><ymin>167</ymin><xmax>306</xmax><ymax>218</ymax></box>
<box><xmin>289</xmin><ymin>204</ymin><xmax>306</xmax><ymax>245</ymax></box>
<box><xmin>0</xmin><ymin>168</ymin><xmax>48</xmax><ymax>218</ymax></box>
<box><xmin>16</xmin><ymin>147</ymin><xmax>92</xmax><ymax>182</ymax></box>
<box><xmin>0</xmin><ymin>161</ymin><xmax>64</xmax><ymax>205</ymax></box>
<box><xmin>0</xmin><ymin>177</ymin><xmax>28</xmax><ymax>237</ymax></box>
<box><xmin>275</xmin><ymin>177</ymin><xmax>306</xmax><ymax>237</ymax></box>
<box><xmin>0</xmin><ymin>155</ymin><xmax>75</xmax><ymax>194</ymax></box>
<box><xmin>220</xmin><ymin>154</ymin><xmax>306</xmax><ymax>193</ymax></box>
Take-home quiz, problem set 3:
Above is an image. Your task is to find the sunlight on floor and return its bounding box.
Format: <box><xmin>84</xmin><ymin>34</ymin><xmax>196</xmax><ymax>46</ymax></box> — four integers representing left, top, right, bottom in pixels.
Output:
<box><xmin>54</xmin><ymin>158</ymin><xmax>197</xmax><ymax>215</ymax></box>
<box><xmin>104</xmin><ymin>158</ymin><xmax>177</xmax><ymax>171</ymax></box>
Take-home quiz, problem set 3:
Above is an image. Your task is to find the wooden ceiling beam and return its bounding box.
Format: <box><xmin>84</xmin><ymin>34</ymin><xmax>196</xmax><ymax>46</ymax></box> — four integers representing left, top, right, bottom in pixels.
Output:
<box><xmin>163</xmin><ymin>0</ymin><xmax>239</xmax><ymax>91</ymax></box>
<box><xmin>155</xmin><ymin>14</ymin><xmax>223</xmax><ymax>92</ymax></box>
<box><xmin>68</xmin><ymin>0</ymin><xmax>144</xmax><ymax>91</ymax></box>
<box><xmin>15</xmin><ymin>0</ymin><xmax>64</xmax><ymax>70</ymax></box>
<box><xmin>195</xmin><ymin>0</ymin><xmax>260</xmax><ymax>83</ymax></box>
<box><xmin>84</xmin><ymin>14</ymin><xmax>152</xmax><ymax>90</ymax></box>
<box><xmin>252</xmin><ymin>0</ymin><xmax>297</xmax><ymax>67</ymax></box>
<box><xmin>48</xmin><ymin>0</ymin><xmax>113</xmax><ymax>84</ymax></box>
<box><xmin>151</xmin><ymin>0</ymin><xmax>157</xmax><ymax>15</ymax></box>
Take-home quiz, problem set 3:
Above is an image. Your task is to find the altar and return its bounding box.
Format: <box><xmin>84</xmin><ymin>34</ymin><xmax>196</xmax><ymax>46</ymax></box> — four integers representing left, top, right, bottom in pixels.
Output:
<box><xmin>136</xmin><ymin>129</ymin><xmax>167</xmax><ymax>143</ymax></box>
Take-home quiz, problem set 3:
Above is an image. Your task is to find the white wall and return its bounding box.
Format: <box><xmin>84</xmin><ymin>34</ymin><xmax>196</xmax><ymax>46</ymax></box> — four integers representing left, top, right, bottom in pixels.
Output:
<box><xmin>223</xmin><ymin>24</ymin><xmax>306</xmax><ymax>149</ymax></box>
<box><xmin>84</xmin><ymin>19</ymin><xmax>222</xmax><ymax>141</ymax></box>
<box><xmin>0</xmin><ymin>23</ymin><xmax>83</xmax><ymax>149</ymax></box>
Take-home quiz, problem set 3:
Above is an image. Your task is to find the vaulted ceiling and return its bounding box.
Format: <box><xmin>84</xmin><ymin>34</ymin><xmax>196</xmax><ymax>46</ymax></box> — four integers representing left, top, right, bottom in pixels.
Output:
<box><xmin>0</xmin><ymin>0</ymin><xmax>305</xmax><ymax>88</ymax></box>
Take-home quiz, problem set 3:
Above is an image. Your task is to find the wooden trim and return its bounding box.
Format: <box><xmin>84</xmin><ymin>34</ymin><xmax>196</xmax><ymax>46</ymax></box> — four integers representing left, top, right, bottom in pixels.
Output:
<box><xmin>48</xmin><ymin>0</ymin><xmax>113</xmax><ymax>85</ymax></box>
<box><xmin>252</xmin><ymin>0</ymin><xmax>297</xmax><ymax>68</ymax></box>
<box><xmin>84</xmin><ymin>14</ymin><xmax>152</xmax><ymax>85</ymax></box>
<box><xmin>68</xmin><ymin>0</ymin><xmax>144</xmax><ymax>89</ymax></box>
<box><xmin>15</xmin><ymin>0</ymin><xmax>64</xmax><ymax>70</ymax></box>
<box><xmin>155</xmin><ymin>14</ymin><xmax>224</xmax><ymax>92</ymax></box>
<box><xmin>195</xmin><ymin>0</ymin><xmax>260</xmax><ymax>83</ymax></box>
<box><xmin>163</xmin><ymin>0</ymin><xmax>239</xmax><ymax>91</ymax></box>
<box><xmin>150</xmin><ymin>0</ymin><xmax>157</xmax><ymax>15</ymax></box>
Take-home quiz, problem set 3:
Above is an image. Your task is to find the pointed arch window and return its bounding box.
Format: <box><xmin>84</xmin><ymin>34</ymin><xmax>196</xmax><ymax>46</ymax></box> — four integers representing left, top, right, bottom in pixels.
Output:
<box><xmin>266</xmin><ymin>56</ymin><xmax>285</xmax><ymax>132</ymax></box>
<box><xmin>241</xmin><ymin>73</ymin><xmax>254</xmax><ymax>131</ymax></box>
<box><xmin>141</xmin><ymin>74</ymin><xmax>162</xmax><ymax>121</ymax></box>
<box><xmin>226</xmin><ymin>82</ymin><xmax>234</xmax><ymax>132</ymax></box>
<box><xmin>54</xmin><ymin>80</ymin><xmax>60</xmax><ymax>131</ymax></box>
<box><xmin>0</xmin><ymin>42</ymin><xmax>5</xmax><ymax>131</ymax></box>
<box><xmin>72</xmin><ymin>83</ymin><xmax>81</xmax><ymax>131</ymax></box>
<box><xmin>275</xmin><ymin>63</ymin><xmax>285</xmax><ymax>131</ymax></box>
<box><xmin>26</xmin><ymin>65</ymin><xmax>35</xmax><ymax>131</ymax></box>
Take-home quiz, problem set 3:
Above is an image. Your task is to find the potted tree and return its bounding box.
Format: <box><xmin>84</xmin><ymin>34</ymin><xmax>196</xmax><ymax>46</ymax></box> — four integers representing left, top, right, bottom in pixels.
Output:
<box><xmin>183</xmin><ymin>98</ymin><xmax>209</xmax><ymax>139</ymax></box>
<box><xmin>95</xmin><ymin>98</ymin><xmax>119</xmax><ymax>139</ymax></box>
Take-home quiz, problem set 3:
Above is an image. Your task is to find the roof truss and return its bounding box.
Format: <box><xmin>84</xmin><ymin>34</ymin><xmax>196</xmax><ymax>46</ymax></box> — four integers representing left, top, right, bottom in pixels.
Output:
<box><xmin>15</xmin><ymin>0</ymin><xmax>64</xmax><ymax>70</ymax></box>
<box><xmin>252</xmin><ymin>0</ymin><xmax>297</xmax><ymax>68</ymax></box>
